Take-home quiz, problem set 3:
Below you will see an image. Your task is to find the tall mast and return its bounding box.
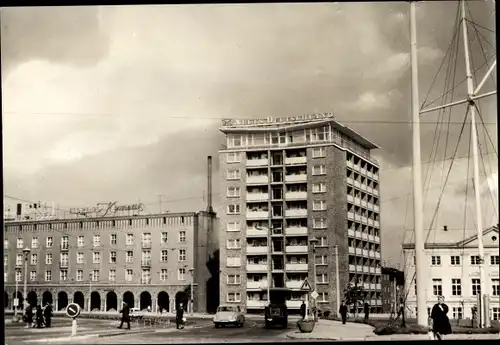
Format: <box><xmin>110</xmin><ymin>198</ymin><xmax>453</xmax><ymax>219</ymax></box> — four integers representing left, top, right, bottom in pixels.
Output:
<box><xmin>409</xmin><ymin>0</ymin><xmax>428</xmax><ymax>328</ymax></box>
<box><xmin>460</xmin><ymin>0</ymin><xmax>489</xmax><ymax>328</ymax></box>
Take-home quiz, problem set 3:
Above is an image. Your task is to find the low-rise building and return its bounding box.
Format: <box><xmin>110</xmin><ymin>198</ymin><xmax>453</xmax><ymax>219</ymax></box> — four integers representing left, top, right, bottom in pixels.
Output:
<box><xmin>381</xmin><ymin>266</ymin><xmax>404</xmax><ymax>314</ymax></box>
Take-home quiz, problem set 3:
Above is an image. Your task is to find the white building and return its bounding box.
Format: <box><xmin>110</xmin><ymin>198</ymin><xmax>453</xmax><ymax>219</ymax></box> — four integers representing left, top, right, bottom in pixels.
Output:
<box><xmin>402</xmin><ymin>225</ymin><xmax>499</xmax><ymax>321</ymax></box>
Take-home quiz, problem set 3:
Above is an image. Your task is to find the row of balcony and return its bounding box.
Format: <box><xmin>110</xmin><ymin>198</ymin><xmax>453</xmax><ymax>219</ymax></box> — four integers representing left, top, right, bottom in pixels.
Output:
<box><xmin>246</xmin><ymin>174</ymin><xmax>307</xmax><ymax>184</ymax></box>
<box><xmin>348</xmin><ymin>264</ymin><xmax>381</xmax><ymax>275</ymax></box>
<box><xmin>247</xmin><ymin>263</ymin><xmax>308</xmax><ymax>272</ymax></box>
<box><xmin>347</xmin><ymin>229</ymin><xmax>381</xmax><ymax>244</ymax></box>
<box><xmin>18</xmin><ymin>259</ymin><xmax>155</xmax><ymax>268</ymax></box>
<box><xmin>246</xmin><ymin>191</ymin><xmax>307</xmax><ymax>201</ymax></box>
<box><xmin>246</xmin><ymin>226</ymin><xmax>308</xmax><ymax>237</ymax></box>
<box><xmin>346</xmin><ymin>178</ymin><xmax>379</xmax><ymax>196</ymax></box>
<box><xmin>247</xmin><ymin>300</ymin><xmax>308</xmax><ymax>308</ymax></box>
<box><xmin>346</xmin><ymin>195</ymin><xmax>380</xmax><ymax>212</ymax></box>
<box><xmin>246</xmin><ymin>157</ymin><xmax>307</xmax><ymax>167</ymax></box>
<box><xmin>347</xmin><ymin>213</ymin><xmax>380</xmax><ymax>228</ymax></box>
<box><xmin>246</xmin><ymin>245</ymin><xmax>310</xmax><ymax>255</ymax></box>
<box><xmin>346</xmin><ymin>161</ymin><xmax>379</xmax><ymax>181</ymax></box>
<box><xmin>347</xmin><ymin>247</ymin><xmax>381</xmax><ymax>259</ymax></box>
<box><xmin>247</xmin><ymin>209</ymin><xmax>308</xmax><ymax>219</ymax></box>
<box><xmin>246</xmin><ymin>280</ymin><xmax>328</xmax><ymax>290</ymax></box>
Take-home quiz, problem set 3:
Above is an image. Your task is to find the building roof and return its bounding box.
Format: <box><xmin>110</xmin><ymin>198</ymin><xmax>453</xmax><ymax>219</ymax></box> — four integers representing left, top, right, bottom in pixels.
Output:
<box><xmin>402</xmin><ymin>224</ymin><xmax>499</xmax><ymax>249</ymax></box>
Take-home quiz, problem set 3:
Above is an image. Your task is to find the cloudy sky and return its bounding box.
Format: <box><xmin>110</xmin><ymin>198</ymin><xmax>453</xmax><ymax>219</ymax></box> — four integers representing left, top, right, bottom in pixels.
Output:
<box><xmin>2</xmin><ymin>1</ymin><xmax>497</xmax><ymax>267</ymax></box>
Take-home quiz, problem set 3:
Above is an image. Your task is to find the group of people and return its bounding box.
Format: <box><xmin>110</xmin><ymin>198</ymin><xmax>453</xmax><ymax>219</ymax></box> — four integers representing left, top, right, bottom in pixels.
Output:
<box><xmin>117</xmin><ymin>301</ymin><xmax>186</xmax><ymax>330</ymax></box>
<box><xmin>23</xmin><ymin>303</ymin><xmax>53</xmax><ymax>328</ymax></box>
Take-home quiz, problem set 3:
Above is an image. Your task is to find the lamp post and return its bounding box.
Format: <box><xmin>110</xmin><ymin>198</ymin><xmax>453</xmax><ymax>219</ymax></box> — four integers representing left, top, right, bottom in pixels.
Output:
<box><xmin>88</xmin><ymin>272</ymin><xmax>92</xmax><ymax>312</ymax></box>
<box><xmin>22</xmin><ymin>247</ymin><xmax>31</xmax><ymax>317</ymax></box>
<box><xmin>189</xmin><ymin>268</ymin><xmax>195</xmax><ymax>315</ymax></box>
<box><xmin>13</xmin><ymin>262</ymin><xmax>20</xmax><ymax>321</ymax></box>
<box><xmin>309</xmin><ymin>237</ymin><xmax>318</xmax><ymax>321</ymax></box>
<box><xmin>255</xmin><ymin>225</ymin><xmax>273</xmax><ymax>306</ymax></box>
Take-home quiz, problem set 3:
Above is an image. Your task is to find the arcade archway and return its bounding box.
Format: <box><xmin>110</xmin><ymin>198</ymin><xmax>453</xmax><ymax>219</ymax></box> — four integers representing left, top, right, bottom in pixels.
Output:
<box><xmin>57</xmin><ymin>292</ymin><xmax>68</xmax><ymax>311</ymax></box>
<box><xmin>42</xmin><ymin>291</ymin><xmax>53</xmax><ymax>306</ymax></box>
<box><xmin>157</xmin><ymin>291</ymin><xmax>170</xmax><ymax>313</ymax></box>
<box><xmin>175</xmin><ymin>291</ymin><xmax>188</xmax><ymax>311</ymax></box>
<box><xmin>123</xmin><ymin>291</ymin><xmax>134</xmax><ymax>308</ymax></box>
<box><xmin>140</xmin><ymin>291</ymin><xmax>152</xmax><ymax>311</ymax></box>
<box><xmin>106</xmin><ymin>291</ymin><xmax>117</xmax><ymax>311</ymax></box>
<box><xmin>27</xmin><ymin>291</ymin><xmax>38</xmax><ymax>307</ymax></box>
<box><xmin>91</xmin><ymin>291</ymin><xmax>101</xmax><ymax>311</ymax></box>
<box><xmin>74</xmin><ymin>291</ymin><xmax>85</xmax><ymax>309</ymax></box>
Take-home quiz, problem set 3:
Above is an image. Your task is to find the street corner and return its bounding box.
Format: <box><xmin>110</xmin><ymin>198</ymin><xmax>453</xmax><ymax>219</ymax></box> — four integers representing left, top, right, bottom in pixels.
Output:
<box><xmin>285</xmin><ymin>329</ymin><xmax>338</xmax><ymax>341</ymax></box>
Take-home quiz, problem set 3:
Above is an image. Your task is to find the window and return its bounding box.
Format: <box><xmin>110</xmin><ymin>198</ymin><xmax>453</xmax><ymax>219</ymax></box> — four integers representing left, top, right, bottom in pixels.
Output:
<box><xmin>316</xmin><ymin>273</ymin><xmax>328</xmax><ymax>284</ymax></box>
<box><xmin>227</xmin><ymin>169</ymin><xmax>241</xmax><ymax>180</ymax></box>
<box><xmin>178</xmin><ymin>249</ymin><xmax>186</xmax><ymax>261</ymax></box>
<box><xmin>77</xmin><ymin>252</ymin><xmax>84</xmax><ymax>264</ymax></box>
<box><xmin>492</xmin><ymin>307</ymin><xmax>500</xmax><ymax>321</ymax></box>
<box><xmin>126</xmin><ymin>251</ymin><xmax>134</xmax><ymax>263</ymax></box>
<box><xmin>30</xmin><ymin>271</ymin><xmax>37</xmax><ymax>281</ymax></box>
<box><xmin>491</xmin><ymin>255</ymin><xmax>500</xmax><ymax>265</ymax></box>
<box><xmin>16</xmin><ymin>254</ymin><xmax>23</xmax><ymax>266</ymax></box>
<box><xmin>450</xmin><ymin>256</ymin><xmax>460</xmax><ymax>266</ymax></box>
<box><xmin>45</xmin><ymin>270</ymin><xmax>52</xmax><ymax>282</ymax></box>
<box><xmin>93</xmin><ymin>252</ymin><xmax>101</xmax><ymax>264</ymax></box>
<box><xmin>227</xmin><ymin>239</ymin><xmax>241</xmax><ymax>249</ymax></box>
<box><xmin>470</xmin><ymin>255</ymin><xmax>481</xmax><ymax>265</ymax></box>
<box><xmin>77</xmin><ymin>236</ymin><xmax>84</xmax><ymax>247</ymax></box>
<box><xmin>126</xmin><ymin>234</ymin><xmax>134</xmax><ymax>246</ymax></box>
<box><xmin>227</xmin><ymin>204</ymin><xmax>241</xmax><ymax>214</ymax></box>
<box><xmin>4</xmin><ymin>240</ymin><xmax>8</xmax><ymax>249</ymax></box>
<box><xmin>17</xmin><ymin>238</ymin><xmax>24</xmax><ymax>249</ymax></box>
<box><xmin>110</xmin><ymin>251</ymin><xmax>117</xmax><ymax>263</ymax></box>
<box><xmin>227</xmin><ymin>257</ymin><xmax>241</xmax><ymax>267</ymax></box>
<box><xmin>432</xmin><ymin>279</ymin><xmax>442</xmax><ymax>296</ymax></box>
<box><xmin>227</xmin><ymin>222</ymin><xmax>241</xmax><ymax>232</ymax></box>
<box><xmin>318</xmin><ymin>292</ymin><xmax>329</xmax><ymax>302</ymax></box>
<box><xmin>452</xmin><ymin>307</ymin><xmax>463</xmax><ymax>319</ymax></box>
<box><xmin>228</xmin><ymin>134</ymin><xmax>243</xmax><ymax>148</ymax></box>
<box><xmin>313</xmin><ymin>200</ymin><xmax>326</xmax><ymax>211</ymax></box>
<box><xmin>179</xmin><ymin>231</ymin><xmax>186</xmax><ymax>243</ymax></box>
<box><xmin>45</xmin><ymin>253</ymin><xmax>52</xmax><ymax>265</ymax></box>
<box><xmin>161</xmin><ymin>232</ymin><xmax>168</xmax><ymax>244</ymax></box>
<box><xmin>126</xmin><ymin>269</ymin><xmax>133</xmax><ymax>282</ymax></box>
<box><xmin>472</xmin><ymin>279</ymin><xmax>481</xmax><ymax>295</ymax></box>
<box><xmin>15</xmin><ymin>269</ymin><xmax>22</xmax><ymax>282</ymax></box>
<box><xmin>318</xmin><ymin>237</ymin><xmax>328</xmax><ymax>247</ymax></box>
<box><xmin>142</xmin><ymin>250</ymin><xmax>151</xmax><ymax>265</ymax></box>
<box><xmin>227</xmin><ymin>274</ymin><xmax>241</xmax><ymax>285</ymax></box>
<box><xmin>313</xmin><ymin>218</ymin><xmax>327</xmax><ymax>229</ymax></box>
<box><xmin>312</xmin><ymin>147</ymin><xmax>326</xmax><ymax>158</ymax></box>
<box><xmin>451</xmin><ymin>279</ymin><xmax>462</xmax><ymax>296</ymax></box>
<box><xmin>3</xmin><ymin>255</ymin><xmax>7</xmax><ymax>266</ymax></box>
<box><xmin>76</xmin><ymin>270</ymin><xmax>84</xmax><ymax>282</ymax></box>
<box><xmin>316</xmin><ymin>255</ymin><xmax>327</xmax><ymax>265</ymax></box>
<box><xmin>178</xmin><ymin>268</ymin><xmax>186</xmax><ymax>281</ymax></box>
<box><xmin>160</xmin><ymin>269</ymin><xmax>168</xmax><ymax>281</ymax></box>
<box><xmin>492</xmin><ymin>278</ymin><xmax>499</xmax><ymax>296</ymax></box>
<box><xmin>32</xmin><ymin>237</ymin><xmax>39</xmax><ymax>248</ymax></box>
<box><xmin>109</xmin><ymin>269</ymin><xmax>116</xmax><ymax>282</ymax></box>
<box><xmin>30</xmin><ymin>254</ymin><xmax>38</xmax><ymax>265</ymax></box>
<box><xmin>161</xmin><ymin>250</ymin><xmax>168</xmax><ymax>262</ymax></box>
<box><xmin>312</xmin><ymin>183</ymin><xmax>326</xmax><ymax>193</ymax></box>
<box><xmin>141</xmin><ymin>269</ymin><xmax>151</xmax><ymax>284</ymax></box>
<box><xmin>227</xmin><ymin>186</ymin><xmax>241</xmax><ymax>197</ymax></box>
<box><xmin>227</xmin><ymin>152</ymin><xmax>241</xmax><ymax>163</ymax></box>
<box><xmin>46</xmin><ymin>237</ymin><xmax>53</xmax><ymax>248</ymax></box>
<box><xmin>312</xmin><ymin>164</ymin><xmax>326</xmax><ymax>175</ymax></box>
<box><xmin>227</xmin><ymin>292</ymin><xmax>241</xmax><ymax>302</ymax></box>
<box><xmin>60</xmin><ymin>270</ymin><xmax>68</xmax><ymax>281</ymax></box>
<box><xmin>60</xmin><ymin>253</ymin><xmax>69</xmax><ymax>267</ymax></box>
<box><xmin>61</xmin><ymin>236</ymin><xmax>69</xmax><ymax>249</ymax></box>
<box><xmin>110</xmin><ymin>234</ymin><xmax>117</xmax><ymax>245</ymax></box>
<box><xmin>142</xmin><ymin>232</ymin><xmax>152</xmax><ymax>246</ymax></box>
<box><xmin>431</xmin><ymin>256</ymin><xmax>441</xmax><ymax>266</ymax></box>
<box><xmin>91</xmin><ymin>235</ymin><xmax>100</xmax><ymax>247</ymax></box>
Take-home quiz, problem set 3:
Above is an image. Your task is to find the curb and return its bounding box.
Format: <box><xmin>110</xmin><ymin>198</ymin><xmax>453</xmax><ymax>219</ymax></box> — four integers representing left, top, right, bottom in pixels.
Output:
<box><xmin>24</xmin><ymin>335</ymin><xmax>98</xmax><ymax>343</ymax></box>
<box><xmin>97</xmin><ymin>329</ymin><xmax>155</xmax><ymax>338</ymax></box>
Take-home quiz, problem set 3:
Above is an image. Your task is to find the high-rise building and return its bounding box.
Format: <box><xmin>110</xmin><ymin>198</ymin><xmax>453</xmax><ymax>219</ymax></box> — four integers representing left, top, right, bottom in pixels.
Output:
<box><xmin>218</xmin><ymin>113</ymin><xmax>383</xmax><ymax>314</ymax></box>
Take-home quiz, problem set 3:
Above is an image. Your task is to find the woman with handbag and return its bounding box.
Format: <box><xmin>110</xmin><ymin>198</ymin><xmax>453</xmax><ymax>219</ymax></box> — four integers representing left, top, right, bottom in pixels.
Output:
<box><xmin>429</xmin><ymin>296</ymin><xmax>452</xmax><ymax>340</ymax></box>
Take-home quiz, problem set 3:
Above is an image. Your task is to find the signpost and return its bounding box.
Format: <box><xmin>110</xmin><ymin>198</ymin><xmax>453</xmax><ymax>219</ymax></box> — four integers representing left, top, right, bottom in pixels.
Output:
<box><xmin>66</xmin><ymin>303</ymin><xmax>81</xmax><ymax>336</ymax></box>
<box><xmin>300</xmin><ymin>278</ymin><xmax>312</xmax><ymax>321</ymax></box>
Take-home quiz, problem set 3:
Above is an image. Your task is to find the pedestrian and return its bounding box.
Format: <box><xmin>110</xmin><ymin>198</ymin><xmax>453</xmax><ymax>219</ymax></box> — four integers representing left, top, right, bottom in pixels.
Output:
<box><xmin>363</xmin><ymin>302</ymin><xmax>370</xmax><ymax>322</ymax></box>
<box><xmin>300</xmin><ymin>301</ymin><xmax>306</xmax><ymax>320</ymax></box>
<box><xmin>339</xmin><ymin>301</ymin><xmax>348</xmax><ymax>325</ymax></box>
<box><xmin>35</xmin><ymin>305</ymin><xmax>44</xmax><ymax>328</ymax></box>
<box><xmin>43</xmin><ymin>303</ymin><xmax>53</xmax><ymax>328</ymax></box>
<box><xmin>118</xmin><ymin>302</ymin><xmax>131</xmax><ymax>330</ymax></box>
<box><xmin>25</xmin><ymin>305</ymin><xmax>34</xmax><ymax>328</ymax></box>
<box><xmin>176</xmin><ymin>302</ymin><xmax>185</xmax><ymax>329</ymax></box>
<box><xmin>429</xmin><ymin>296</ymin><xmax>452</xmax><ymax>340</ymax></box>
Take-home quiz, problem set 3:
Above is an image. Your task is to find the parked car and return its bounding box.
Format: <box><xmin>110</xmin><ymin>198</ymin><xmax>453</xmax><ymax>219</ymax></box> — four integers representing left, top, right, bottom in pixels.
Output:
<box><xmin>265</xmin><ymin>303</ymin><xmax>288</xmax><ymax>329</ymax></box>
<box><xmin>129</xmin><ymin>308</ymin><xmax>143</xmax><ymax>319</ymax></box>
<box><xmin>213</xmin><ymin>305</ymin><xmax>245</xmax><ymax>328</ymax></box>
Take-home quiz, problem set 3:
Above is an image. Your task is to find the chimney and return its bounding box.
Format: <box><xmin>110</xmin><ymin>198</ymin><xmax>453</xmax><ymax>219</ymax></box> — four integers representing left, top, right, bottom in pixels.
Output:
<box><xmin>443</xmin><ymin>225</ymin><xmax>448</xmax><ymax>231</ymax></box>
<box><xmin>16</xmin><ymin>203</ymin><xmax>22</xmax><ymax>217</ymax></box>
<box><xmin>207</xmin><ymin>156</ymin><xmax>214</xmax><ymax>213</ymax></box>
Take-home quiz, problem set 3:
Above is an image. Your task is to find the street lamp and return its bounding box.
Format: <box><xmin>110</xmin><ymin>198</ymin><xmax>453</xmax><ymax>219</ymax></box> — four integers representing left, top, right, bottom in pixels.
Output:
<box><xmin>255</xmin><ymin>225</ymin><xmax>272</xmax><ymax>305</ymax></box>
<box><xmin>22</xmin><ymin>246</ymin><xmax>31</xmax><ymax>318</ymax></box>
<box><xmin>188</xmin><ymin>268</ymin><xmax>195</xmax><ymax>315</ymax></box>
<box><xmin>309</xmin><ymin>237</ymin><xmax>318</xmax><ymax>321</ymax></box>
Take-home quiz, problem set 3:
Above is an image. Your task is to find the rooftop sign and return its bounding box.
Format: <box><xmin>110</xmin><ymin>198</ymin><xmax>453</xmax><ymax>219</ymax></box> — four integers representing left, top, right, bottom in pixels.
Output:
<box><xmin>69</xmin><ymin>201</ymin><xmax>144</xmax><ymax>217</ymax></box>
<box><xmin>221</xmin><ymin>112</ymin><xmax>335</xmax><ymax>128</ymax></box>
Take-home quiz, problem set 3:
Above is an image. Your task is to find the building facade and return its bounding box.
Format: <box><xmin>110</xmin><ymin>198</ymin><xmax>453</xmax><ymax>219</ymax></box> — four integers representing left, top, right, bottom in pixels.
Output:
<box><xmin>402</xmin><ymin>225</ymin><xmax>500</xmax><ymax>321</ymax></box>
<box><xmin>3</xmin><ymin>210</ymin><xmax>218</xmax><ymax>314</ymax></box>
<box><xmin>218</xmin><ymin>113</ymin><xmax>383</xmax><ymax>314</ymax></box>
<box><xmin>381</xmin><ymin>266</ymin><xmax>405</xmax><ymax>314</ymax></box>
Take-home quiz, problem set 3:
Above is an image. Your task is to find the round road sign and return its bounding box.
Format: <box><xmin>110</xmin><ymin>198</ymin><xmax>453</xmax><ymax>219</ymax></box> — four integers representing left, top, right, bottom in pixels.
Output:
<box><xmin>66</xmin><ymin>303</ymin><xmax>81</xmax><ymax>318</ymax></box>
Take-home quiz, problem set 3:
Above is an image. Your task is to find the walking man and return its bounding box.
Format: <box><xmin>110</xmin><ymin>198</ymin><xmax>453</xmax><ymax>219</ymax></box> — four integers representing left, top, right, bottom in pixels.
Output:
<box><xmin>430</xmin><ymin>296</ymin><xmax>452</xmax><ymax>340</ymax></box>
<box><xmin>339</xmin><ymin>301</ymin><xmax>348</xmax><ymax>325</ymax></box>
<box><xmin>43</xmin><ymin>303</ymin><xmax>53</xmax><ymax>328</ymax></box>
<box><xmin>176</xmin><ymin>302</ymin><xmax>185</xmax><ymax>329</ymax></box>
<box><xmin>35</xmin><ymin>305</ymin><xmax>44</xmax><ymax>328</ymax></box>
<box><xmin>24</xmin><ymin>305</ymin><xmax>34</xmax><ymax>328</ymax></box>
<box><xmin>118</xmin><ymin>302</ymin><xmax>131</xmax><ymax>330</ymax></box>
<box><xmin>300</xmin><ymin>301</ymin><xmax>306</xmax><ymax>320</ymax></box>
<box><xmin>363</xmin><ymin>302</ymin><xmax>370</xmax><ymax>322</ymax></box>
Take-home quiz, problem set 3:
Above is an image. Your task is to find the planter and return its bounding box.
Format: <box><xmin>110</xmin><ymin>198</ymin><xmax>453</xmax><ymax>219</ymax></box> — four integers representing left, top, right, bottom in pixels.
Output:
<box><xmin>297</xmin><ymin>319</ymin><xmax>316</xmax><ymax>333</ymax></box>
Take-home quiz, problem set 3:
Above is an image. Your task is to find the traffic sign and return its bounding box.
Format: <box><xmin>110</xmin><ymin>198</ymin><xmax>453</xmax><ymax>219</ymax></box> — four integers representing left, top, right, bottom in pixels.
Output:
<box><xmin>300</xmin><ymin>278</ymin><xmax>312</xmax><ymax>292</ymax></box>
<box><xmin>311</xmin><ymin>290</ymin><xmax>319</xmax><ymax>299</ymax></box>
<box><xmin>66</xmin><ymin>303</ymin><xmax>81</xmax><ymax>318</ymax></box>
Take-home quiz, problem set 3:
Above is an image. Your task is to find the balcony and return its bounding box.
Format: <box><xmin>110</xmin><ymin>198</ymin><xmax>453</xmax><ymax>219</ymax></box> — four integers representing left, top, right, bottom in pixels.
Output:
<box><xmin>247</xmin><ymin>175</ymin><xmax>269</xmax><ymax>184</ymax></box>
<box><xmin>347</xmin><ymin>212</ymin><xmax>354</xmax><ymax>220</ymax></box>
<box><xmin>373</xmin><ymin>174</ymin><xmax>379</xmax><ymax>181</ymax></box>
<box><xmin>373</xmin><ymin>205</ymin><xmax>380</xmax><ymax>212</ymax></box>
<box><xmin>247</xmin><ymin>299</ymin><xmax>267</xmax><ymax>308</ymax></box>
<box><xmin>286</xmin><ymin>280</ymin><xmax>306</xmax><ymax>289</ymax></box>
<box><xmin>363</xmin><ymin>266</ymin><xmax>370</xmax><ymax>273</ymax></box>
<box><xmin>141</xmin><ymin>259</ymin><xmax>152</xmax><ymax>267</ymax></box>
<box><xmin>373</xmin><ymin>189</ymin><xmax>379</xmax><ymax>196</ymax></box>
<box><xmin>285</xmin><ymin>245</ymin><xmax>308</xmax><ymax>253</ymax></box>
<box><xmin>347</xmin><ymin>161</ymin><xmax>353</xmax><ymax>168</ymax></box>
<box><xmin>285</xmin><ymin>156</ymin><xmax>307</xmax><ymax>165</ymax></box>
<box><xmin>286</xmin><ymin>300</ymin><xmax>303</xmax><ymax>309</ymax></box>
<box><xmin>363</xmin><ymin>282</ymin><xmax>370</xmax><ymax>290</ymax></box>
<box><xmin>362</xmin><ymin>249</ymin><xmax>369</xmax><ymax>257</ymax></box>
<box><xmin>374</xmin><ymin>220</ymin><xmax>380</xmax><ymax>228</ymax></box>
<box><xmin>346</xmin><ymin>177</ymin><xmax>354</xmax><ymax>186</ymax></box>
<box><xmin>246</xmin><ymin>211</ymin><xmax>269</xmax><ymax>219</ymax></box>
<box><xmin>368</xmin><ymin>219</ymin><xmax>374</xmax><ymax>226</ymax></box>
<box><xmin>361</xmin><ymin>200</ymin><xmax>367</xmax><ymax>208</ymax></box>
<box><xmin>354</xmin><ymin>198</ymin><xmax>361</xmax><ymax>206</ymax></box>
<box><xmin>285</xmin><ymin>226</ymin><xmax>308</xmax><ymax>236</ymax></box>
<box><xmin>246</xmin><ymin>246</ymin><xmax>268</xmax><ymax>255</ymax></box>
<box><xmin>247</xmin><ymin>158</ymin><xmax>269</xmax><ymax>167</ymax></box>
<box><xmin>285</xmin><ymin>263</ymin><xmax>308</xmax><ymax>271</ymax></box>
<box><xmin>354</xmin><ymin>181</ymin><xmax>361</xmax><ymax>188</ymax></box>
<box><xmin>247</xmin><ymin>281</ymin><xmax>268</xmax><ymax>289</ymax></box>
<box><xmin>367</xmin><ymin>171</ymin><xmax>373</xmax><ymax>178</ymax></box>
<box><xmin>361</xmin><ymin>216</ymin><xmax>368</xmax><ymax>224</ymax></box>
<box><xmin>367</xmin><ymin>187</ymin><xmax>373</xmax><ymax>194</ymax></box>
<box><xmin>347</xmin><ymin>195</ymin><xmax>354</xmax><ymax>203</ymax></box>
<box><xmin>285</xmin><ymin>191</ymin><xmax>307</xmax><ymax>200</ymax></box>
<box><xmin>247</xmin><ymin>193</ymin><xmax>269</xmax><ymax>202</ymax></box>
<box><xmin>376</xmin><ymin>283</ymin><xmax>382</xmax><ymax>290</ymax></box>
<box><xmin>247</xmin><ymin>264</ymin><xmax>268</xmax><ymax>272</ymax></box>
<box><xmin>349</xmin><ymin>264</ymin><xmax>356</xmax><ymax>272</ymax></box>
<box><xmin>348</xmin><ymin>247</ymin><xmax>355</xmax><ymax>254</ymax></box>
<box><xmin>284</xmin><ymin>174</ymin><xmax>307</xmax><ymax>183</ymax></box>
<box><xmin>374</xmin><ymin>251</ymin><xmax>381</xmax><ymax>259</ymax></box>
<box><xmin>285</xmin><ymin>209</ymin><xmax>307</xmax><ymax>217</ymax></box>
<box><xmin>141</xmin><ymin>241</ymin><xmax>152</xmax><ymax>249</ymax></box>
<box><xmin>246</xmin><ymin>228</ymin><xmax>268</xmax><ymax>237</ymax></box>
<box><xmin>375</xmin><ymin>267</ymin><xmax>381</xmax><ymax>274</ymax></box>
<box><xmin>374</xmin><ymin>236</ymin><xmax>380</xmax><ymax>244</ymax></box>
<box><xmin>348</xmin><ymin>229</ymin><xmax>355</xmax><ymax>237</ymax></box>
<box><xmin>360</xmin><ymin>168</ymin><xmax>366</xmax><ymax>175</ymax></box>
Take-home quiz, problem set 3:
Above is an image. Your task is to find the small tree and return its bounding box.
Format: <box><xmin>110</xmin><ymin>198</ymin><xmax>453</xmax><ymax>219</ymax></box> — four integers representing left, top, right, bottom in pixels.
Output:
<box><xmin>344</xmin><ymin>283</ymin><xmax>366</xmax><ymax>319</ymax></box>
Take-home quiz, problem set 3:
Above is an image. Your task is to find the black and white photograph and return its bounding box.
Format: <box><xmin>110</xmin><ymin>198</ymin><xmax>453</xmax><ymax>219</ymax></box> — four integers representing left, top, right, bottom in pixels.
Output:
<box><xmin>2</xmin><ymin>0</ymin><xmax>498</xmax><ymax>343</ymax></box>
